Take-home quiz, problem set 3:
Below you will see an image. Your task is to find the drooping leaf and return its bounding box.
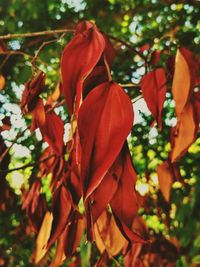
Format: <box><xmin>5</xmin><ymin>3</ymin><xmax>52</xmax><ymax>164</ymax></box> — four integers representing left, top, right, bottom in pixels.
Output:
<box><xmin>157</xmin><ymin>161</ymin><xmax>174</xmax><ymax>202</ymax></box>
<box><xmin>21</xmin><ymin>71</ymin><xmax>46</xmax><ymax>113</ymax></box>
<box><xmin>141</xmin><ymin>68</ymin><xmax>167</xmax><ymax>129</ymax></box>
<box><xmin>64</xmin><ymin>211</ymin><xmax>85</xmax><ymax>257</ymax></box>
<box><xmin>22</xmin><ymin>180</ymin><xmax>41</xmax><ymax>213</ymax></box>
<box><xmin>40</xmin><ymin>110</ymin><xmax>64</xmax><ymax>155</ymax></box>
<box><xmin>172</xmin><ymin>49</ymin><xmax>191</xmax><ymax>116</ymax></box>
<box><xmin>110</xmin><ymin>144</ymin><xmax>146</xmax><ymax>243</ymax></box>
<box><xmin>30</xmin><ymin>97</ymin><xmax>46</xmax><ymax>131</ymax></box>
<box><xmin>61</xmin><ymin>21</ymin><xmax>105</xmax><ymax>114</ymax></box>
<box><xmin>0</xmin><ymin>74</ymin><xmax>5</xmax><ymax>90</ymax></box>
<box><xmin>50</xmin><ymin>232</ymin><xmax>66</xmax><ymax>267</ymax></box>
<box><xmin>32</xmin><ymin>211</ymin><xmax>53</xmax><ymax>264</ymax></box>
<box><xmin>78</xmin><ymin>82</ymin><xmax>134</xmax><ymax>201</ymax></box>
<box><xmin>94</xmin><ymin>210</ymin><xmax>126</xmax><ymax>256</ymax></box>
<box><xmin>47</xmin><ymin>185</ymin><xmax>72</xmax><ymax>249</ymax></box>
<box><xmin>170</xmin><ymin>102</ymin><xmax>197</xmax><ymax>162</ymax></box>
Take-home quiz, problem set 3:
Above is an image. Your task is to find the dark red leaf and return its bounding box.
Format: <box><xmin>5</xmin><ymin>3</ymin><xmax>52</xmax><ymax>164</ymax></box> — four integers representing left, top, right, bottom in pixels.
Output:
<box><xmin>141</xmin><ymin>68</ymin><xmax>167</xmax><ymax>130</ymax></box>
<box><xmin>110</xmin><ymin>144</ymin><xmax>146</xmax><ymax>243</ymax></box>
<box><xmin>61</xmin><ymin>21</ymin><xmax>105</xmax><ymax>114</ymax></box>
<box><xmin>40</xmin><ymin>110</ymin><xmax>64</xmax><ymax>155</ymax></box>
<box><xmin>47</xmin><ymin>185</ymin><xmax>72</xmax><ymax>249</ymax></box>
<box><xmin>21</xmin><ymin>71</ymin><xmax>46</xmax><ymax>113</ymax></box>
<box><xmin>78</xmin><ymin>82</ymin><xmax>134</xmax><ymax>200</ymax></box>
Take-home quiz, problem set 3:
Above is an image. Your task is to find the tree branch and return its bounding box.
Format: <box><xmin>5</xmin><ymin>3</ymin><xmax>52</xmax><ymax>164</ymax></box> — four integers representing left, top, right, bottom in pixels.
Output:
<box><xmin>106</xmin><ymin>34</ymin><xmax>147</xmax><ymax>62</ymax></box>
<box><xmin>0</xmin><ymin>154</ymin><xmax>56</xmax><ymax>174</ymax></box>
<box><xmin>0</xmin><ymin>29</ymin><xmax>75</xmax><ymax>40</ymax></box>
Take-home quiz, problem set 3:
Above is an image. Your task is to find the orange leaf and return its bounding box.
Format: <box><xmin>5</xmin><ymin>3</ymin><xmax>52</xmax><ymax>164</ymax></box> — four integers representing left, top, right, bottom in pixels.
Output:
<box><xmin>47</xmin><ymin>83</ymin><xmax>61</xmax><ymax>105</ymax></box>
<box><xmin>157</xmin><ymin>161</ymin><xmax>173</xmax><ymax>202</ymax></box>
<box><xmin>33</xmin><ymin>211</ymin><xmax>53</xmax><ymax>264</ymax></box>
<box><xmin>50</xmin><ymin>232</ymin><xmax>66</xmax><ymax>267</ymax></box>
<box><xmin>94</xmin><ymin>210</ymin><xmax>126</xmax><ymax>256</ymax></box>
<box><xmin>172</xmin><ymin>49</ymin><xmax>190</xmax><ymax>116</ymax></box>
<box><xmin>170</xmin><ymin>102</ymin><xmax>196</xmax><ymax>162</ymax></box>
<box><xmin>0</xmin><ymin>74</ymin><xmax>5</xmax><ymax>90</ymax></box>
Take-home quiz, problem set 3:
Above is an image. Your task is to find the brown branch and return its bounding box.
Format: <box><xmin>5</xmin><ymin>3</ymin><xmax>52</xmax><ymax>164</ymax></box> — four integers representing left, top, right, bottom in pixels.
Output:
<box><xmin>0</xmin><ymin>29</ymin><xmax>75</xmax><ymax>40</ymax></box>
<box><xmin>0</xmin><ymin>126</ymin><xmax>30</xmax><ymax>163</ymax></box>
<box><xmin>0</xmin><ymin>154</ymin><xmax>56</xmax><ymax>174</ymax></box>
<box><xmin>132</xmin><ymin>94</ymin><xmax>143</xmax><ymax>103</ymax></box>
<box><xmin>31</xmin><ymin>33</ymin><xmax>66</xmax><ymax>67</ymax></box>
<box><xmin>0</xmin><ymin>50</ymin><xmax>45</xmax><ymax>66</ymax></box>
<box><xmin>106</xmin><ymin>34</ymin><xmax>147</xmax><ymax>62</ymax></box>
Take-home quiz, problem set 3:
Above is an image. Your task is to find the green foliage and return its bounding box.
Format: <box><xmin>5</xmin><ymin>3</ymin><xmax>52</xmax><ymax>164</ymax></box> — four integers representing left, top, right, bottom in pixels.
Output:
<box><xmin>0</xmin><ymin>0</ymin><xmax>200</xmax><ymax>266</ymax></box>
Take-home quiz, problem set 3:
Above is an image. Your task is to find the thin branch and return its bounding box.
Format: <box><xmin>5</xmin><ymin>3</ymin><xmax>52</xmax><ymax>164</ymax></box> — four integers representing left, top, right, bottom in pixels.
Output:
<box><xmin>107</xmin><ymin>34</ymin><xmax>147</xmax><ymax>62</ymax></box>
<box><xmin>0</xmin><ymin>29</ymin><xmax>75</xmax><ymax>40</ymax></box>
<box><xmin>119</xmin><ymin>83</ymin><xmax>140</xmax><ymax>88</ymax></box>
<box><xmin>0</xmin><ymin>126</ymin><xmax>30</xmax><ymax>163</ymax></box>
<box><xmin>132</xmin><ymin>94</ymin><xmax>143</xmax><ymax>103</ymax></box>
<box><xmin>31</xmin><ymin>33</ymin><xmax>66</xmax><ymax>67</ymax></box>
<box><xmin>0</xmin><ymin>50</ymin><xmax>45</xmax><ymax>66</ymax></box>
<box><xmin>0</xmin><ymin>154</ymin><xmax>56</xmax><ymax>174</ymax></box>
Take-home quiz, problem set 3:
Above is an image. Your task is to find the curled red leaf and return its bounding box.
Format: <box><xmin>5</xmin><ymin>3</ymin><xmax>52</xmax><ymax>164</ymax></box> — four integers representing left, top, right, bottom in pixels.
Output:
<box><xmin>141</xmin><ymin>68</ymin><xmax>167</xmax><ymax>130</ymax></box>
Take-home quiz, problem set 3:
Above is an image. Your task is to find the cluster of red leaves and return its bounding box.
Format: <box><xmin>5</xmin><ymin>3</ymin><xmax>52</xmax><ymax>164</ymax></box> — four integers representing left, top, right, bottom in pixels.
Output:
<box><xmin>19</xmin><ymin>20</ymin><xmax>200</xmax><ymax>266</ymax></box>
<box><xmin>20</xmin><ymin>20</ymin><xmax>147</xmax><ymax>266</ymax></box>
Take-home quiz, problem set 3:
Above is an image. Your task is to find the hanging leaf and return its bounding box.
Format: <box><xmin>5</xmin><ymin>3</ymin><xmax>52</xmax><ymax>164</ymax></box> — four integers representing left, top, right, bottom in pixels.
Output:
<box><xmin>22</xmin><ymin>180</ymin><xmax>41</xmax><ymax>213</ymax></box>
<box><xmin>47</xmin><ymin>185</ymin><xmax>73</xmax><ymax>249</ymax></box>
<box><xmin>170</xmin><ymin>102</ymin><xmax>197</xmax><ymax>162</ymax></box>
<box><xmin>78</xmin><ymin>82</ymin><xmax>134</xmax><ymax>202</ymax></box>
<box><xmin>141</xmin><ymin>68</ymin><xmax>167</xmax><ymax>129</ymax></box>
<box><xmin>32</xmin><ymin>211</ymin><xmax>53</xmax><ymax>264</ymax></box>
<box><xmin>30</xmin><ymin>97</ymin><xmax>46</xmax><ymax>131</ymax></box>
<box><xmin>50</xmin><ymin>232</ymin><xmax>66</xmax><ymax>267</ymax></box>
<box><xmin>172</xmin><ymin>49</ymin><xmax>191</xmax><ymax>116</ymax></box>
<box><xmin>64</xmin><ymin>211</ymin><xmax>85</xmax><ymax>257</ymax></box>
<box><xmin>94</xmin><ymin>210</ymin><xmax>126</xmax><ymax>256</ymax></box>
<box><xmin>110</xmin><ymin>144</ymin><xmax>146</xmax><ymax>244</ymax></box>
<box><xmin>40</xmin><ymin>110</ymin><xmax>64</xmax><ymax>155</ymax></box>
<box><xmin>157</xmin><ymin>161</ymin><xmax>174</xmax><ymax>202</ymax></box>
<box><xmin>21</xmin><ymin>71</ymin><xmax>46</xmax><ymax>113</ymax></box>
<box><xmin>61</xmin><ymin>21</ymin><xmax>105</xmax><ymax>114</ymax></box>
<box><xmin>0</xmin><ymin>74</ymin><xmax>5</xmax><ymax>90</ymax></box>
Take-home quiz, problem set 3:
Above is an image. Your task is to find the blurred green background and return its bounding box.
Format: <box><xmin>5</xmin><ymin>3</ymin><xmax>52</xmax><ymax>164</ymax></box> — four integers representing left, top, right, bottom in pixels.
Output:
<box><xmin>0</xmin><ymin>0</ymin><xmax>200</xmax><ymax>266</ymax></box>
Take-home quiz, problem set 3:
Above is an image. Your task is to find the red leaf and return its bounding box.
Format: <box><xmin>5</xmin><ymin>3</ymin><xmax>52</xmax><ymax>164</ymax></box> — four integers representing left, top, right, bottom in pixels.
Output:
<box><xmin>141</xmin><ymin>68</ymin><xmax>167</xmax><ymax>130</ymax></box>
<box><xmin>78</xmin><ymin>82</ymin><xmax>134</xmax><ymax>200</ymax></box>
<box><xmin>86</xmin><ymin>148</ymin><xmax>126</xmax><ymax>239</ymax></box>
<box><xmin>61</xmin><ymin>21</ymin><xmax>105</xmax><ymax>114</ymax></box>
<box><xmin>64</xmin><ymin>211</ymin><xmax>85</xmax><ymax>257</ymax></box>
<box><xmin>40</xmin><ymin>110</ymin><xmax>64</xmax><ymax>155</ymax></box>
<box><xmin>83</xmin><ymin>66</ymin><xmax>108</xmax><ymax>98</ymax></box>
<box><xmin>30</xmin><ymin>97</ymin><xmax>46</xmax><ymax>131</ymax></box>
<box><xmin>110</xmin><ymin>144</ymin><xmax>146</xmax><ymax>243</ymax></box>
<box><xmin>22</xmin><ymin>180</ymin><xmax>41</xmax><ymax>213</ymax></box>
<box><xmin>47</xmin><ymin>185</ymin><xmax>72</xmax><ymax>249</ymax></box>
<box><xmin>21</xmin><ymin>71</ymin><xmax>46</xmax><ymax>113</ymax></box>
